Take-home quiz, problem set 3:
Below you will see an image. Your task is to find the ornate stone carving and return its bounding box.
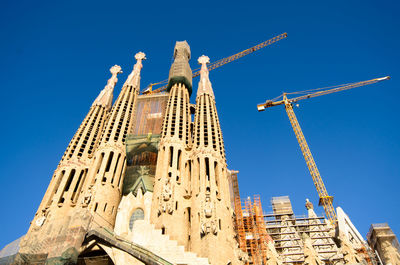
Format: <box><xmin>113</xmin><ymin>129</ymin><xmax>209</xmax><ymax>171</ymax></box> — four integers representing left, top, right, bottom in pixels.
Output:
<box><xmin>200</xmin><ymin>195</ymin><xmax>218</xmax><ymax>236</ymax></box>
<box><xmin>158</xmin><ymin>179</ymin><xmax>174</xmax><ymax>214</ymax></box>
<box><xmin>93</xmin><ymin>65</ymin><xmax>122</xmax><ymax>109</ymax></box>
<box><xmin>35</xmin><ymin>209</ymin><xmax>49</xmax><ymax>227</ymax></box>
<box><xmin>125</xmin><ymin>52</ymin><xmax>146</xmax><ymax>87</ymax></box>
<box><xmin>197</xmin><ymin>55</ymin><xmax>214</xmax><ymax>97</ymax></box>
<box><xmin>82</xmin><ymin>185</ymin><xmax>93</xmax><ymax>206</ymax></box>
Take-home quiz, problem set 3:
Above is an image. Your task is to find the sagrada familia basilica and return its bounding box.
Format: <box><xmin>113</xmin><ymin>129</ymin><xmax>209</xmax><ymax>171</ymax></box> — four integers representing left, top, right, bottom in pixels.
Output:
<box><xmin>0</xmin><ymin>41</ymin><xmax>399</xmax><ymax>265</ymax></box>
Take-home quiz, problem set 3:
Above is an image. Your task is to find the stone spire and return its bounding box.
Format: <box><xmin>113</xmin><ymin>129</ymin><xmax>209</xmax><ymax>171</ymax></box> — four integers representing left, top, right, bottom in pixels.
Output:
<box><xmin>193</xmin><ymin>55</ymin><xmax>225</xmax><ymax>160</ymax></box>
<box><xmin>188</xmin><ymin>54</ymin><xmax>239</xmax><ymax>264</ymax></box>
<box><xmin>92</xmin><ymin>65</ymin><xmax>122</xmax><ymax>110</ymax></box>
<box><xmin>19</xmin><ymin>65</ymin><xmax>123</xmax><ymax>262</ymax></box>
<box><xmin>84</xmin><ymin>52</ymin><xmax>146</xmax><ymax>229</ymax></box>
<box><xmin>151</xmin><ymin>42</ymin><xmax>193</xmax><ymax>249</ymax></box>
<box><xmin>124</xmin><ymin>52</ymin><xmax>146</xmax><ymax>88</ymax></box>
<box><xmin>197</xmin><ymin>55</ymin><xmax>214</xmax><ymax>98</ymax></box>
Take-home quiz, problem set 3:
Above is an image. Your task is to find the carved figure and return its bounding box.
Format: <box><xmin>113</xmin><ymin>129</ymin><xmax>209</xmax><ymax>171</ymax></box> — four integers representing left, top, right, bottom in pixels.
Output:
<box><xmin>200</xmin><ymin>195</ymin><xmax>218</xmax><ymax>236</ymax></box>
<box><xmin>35</xmin><ymin>209</ymin><xmax>49</xmax><ymax>227</ymax></box>
<box><xmin>82</xmin><ymin>185</ymin><xmax>93</xmax><ymax>205</ymax></box>
<box><xmin>159</xmin><ymin>179</ymin><xmax>174</xmax><ymax>214</ymax></box>
<box><xmin>162</xmin><ymin>179</ymin><xmax>172</xmax><ymax>201</ymax></box>
<box><xmin>204</xmin><ymin>196</ymin><xmax>213</xmax><ymax>218</ymax></box>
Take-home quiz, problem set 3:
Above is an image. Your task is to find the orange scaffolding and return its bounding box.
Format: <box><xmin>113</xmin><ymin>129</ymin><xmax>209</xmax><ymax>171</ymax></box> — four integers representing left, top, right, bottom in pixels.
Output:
<box><xmin>234</xmin><ymin>195</ymin><xmax>273</xmax><ymax>265</ymax></box>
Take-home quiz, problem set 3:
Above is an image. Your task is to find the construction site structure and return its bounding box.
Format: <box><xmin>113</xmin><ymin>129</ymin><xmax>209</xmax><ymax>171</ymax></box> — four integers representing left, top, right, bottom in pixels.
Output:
<box><xmin>234</xmin><ymin>195</ymin><xmax>382</xmax><ymax>265</ymax></box>
<box><xmin>367</xmin><ymin>223</ymin><xmax>400</xmax><ymax>265</ymax></box>
<box><xmin>257</xmin><ymin>76</ymin><xmax>390</xmax><ymax>226</ymax></box>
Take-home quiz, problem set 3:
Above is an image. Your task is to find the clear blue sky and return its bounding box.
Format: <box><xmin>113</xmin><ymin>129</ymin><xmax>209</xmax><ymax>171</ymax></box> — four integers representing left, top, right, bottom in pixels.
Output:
<box><xmin>0</xmin><ymin>0</ymin><xmax>399</xmax><ymax>248</ymax></box>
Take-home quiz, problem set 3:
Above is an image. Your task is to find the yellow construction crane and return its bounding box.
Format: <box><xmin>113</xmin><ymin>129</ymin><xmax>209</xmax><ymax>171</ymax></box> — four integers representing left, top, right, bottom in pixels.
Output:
<box><xmin>142</xmin><ymin>32</ymin><xmax>288</xmax><ymax>94</ymax></box>
<box><xmin>257</xmin><ymin>76</ymin><xmax>390</xmax><ymax>225</ymax></box>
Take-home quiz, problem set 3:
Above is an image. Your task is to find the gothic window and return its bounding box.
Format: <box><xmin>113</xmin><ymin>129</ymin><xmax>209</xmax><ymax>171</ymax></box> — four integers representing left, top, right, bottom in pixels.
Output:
<box><xmin>129</xmin><ymin>208</ymin><xmax>144</xmax><ymax>231</ymax></box>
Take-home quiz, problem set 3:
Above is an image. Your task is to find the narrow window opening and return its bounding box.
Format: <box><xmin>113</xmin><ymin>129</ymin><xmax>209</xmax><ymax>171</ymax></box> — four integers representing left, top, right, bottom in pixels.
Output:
<box><xmin>177</xmin><ymin>149</ymin><xmax>181</xmax><ymax>170</ymax></box>
<box><xmin>104</xmin><ymin>203</ymin><xmax>107</xmax><ymax>212</ymax></box>
<box><xmin>96</xmin><ymin>153</ymin><xmax>105</xmax><ymax>174</ymax></box>
<box><xmin>94</xmin><ymin>202</ymin><xmax>98</xmax><ymax>212</ymax></box>
<box><xmin>205</xmin><ymin>158</ymin><xmax>210</xmax><ymax>181</ymax></box>
<box><xmin>188</xmin><ymin>160</ymin><xmax>192</xmax><ymax>186</ymax></box>
<box><xmin>54</xmin><ymin>170</ymin><xmax>65</xmax><ymax>195</ymax></box>
<box><xmin>197</xmin><ymin>158</ymin><xmax>201</xmax><ymax>193</ymax></box>
<box><xmin>175</xmin><ymin>201</ymin><xmax>178</xmax><ymax>210</ymax></box>
<box><xmin>105</xmin><ymin>152</ymin><xmax>114</xmax><ymax>173</ymax></box>
<box><xmin>169</xmin><ymin>146</ymin><xmax>173</xmax><ymax>167</ymax></box>
<box><xmin>117</xmin><ymin>158</ymin><xmax>126</xmax><ymax>188</ymax></box>
<box><xmin>64</xmin><ymin>169</ymin><xmax>75</xmax><ymax>192</ymax></box>
<box><xmin>219</xmin><ymin>219</ymin><xmax>221</xmax><ymax>230</ymax></box>
<box><xmin>71</xmin><ymin>169</ymin><xmax>84</xmax><ymax>202</ymax></box>
<box><xmin>111</xmin><ymin>153</ymin><xmax>121</xmax><ymax>184</ymax></box>
<box><xmin>161</xmin><ymin>227</ymin><xmax>166</xmax><ymax>235</ymax></box>
<box><xmin>214</xmin><ymin>161</ymin><xmax>219</xmax><ymax>188</ymax></box>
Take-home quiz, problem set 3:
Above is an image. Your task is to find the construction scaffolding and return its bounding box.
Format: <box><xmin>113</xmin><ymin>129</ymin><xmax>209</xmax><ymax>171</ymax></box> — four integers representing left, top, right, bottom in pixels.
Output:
<box><xmin>234</xmin><ymin>195</ymin><xmax>272</xmax><ymax>265</ymax></box>
<box><xmin>265</xmin><ymin>196</ymin><xmax>343</xmax><ymax>264</ymax></box>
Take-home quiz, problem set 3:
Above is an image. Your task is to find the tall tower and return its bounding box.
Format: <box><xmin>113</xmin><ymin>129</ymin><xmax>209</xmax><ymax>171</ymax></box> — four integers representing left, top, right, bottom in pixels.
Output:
<box><xmin>151</xmin><ymin>41</ymin><xmax>193</xmax><ymax>246</ymax></box>
<box><xmin>190</xmin><ymin>55</ymin><xmax>240</xmax><ymax>264</ymax></box>
<box><xmin>84</xmin><ymin>52</ymin><xmax>146</xmax><ymax>229</ymax></box>
<box><xmin>19</xmin><ymin>65</ymin><xmax>122</xmax><ymax>259</ymax></box>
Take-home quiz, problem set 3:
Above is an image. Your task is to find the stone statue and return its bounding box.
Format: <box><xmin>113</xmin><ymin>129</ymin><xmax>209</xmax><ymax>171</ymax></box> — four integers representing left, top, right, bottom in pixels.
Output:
<box><xmin>82</xmin><ymin>185</ymin><xmax>93</xmax><ymax>206</ymax></box>
<box><xmin>200</xmin><ymin>195</ymin><xmax>218</xmax><ymax>236</ymax></box>
<box><xmin>159</xmin><ymin>179</ymin><xmax>174</xmax><ymax>214</ymax></box>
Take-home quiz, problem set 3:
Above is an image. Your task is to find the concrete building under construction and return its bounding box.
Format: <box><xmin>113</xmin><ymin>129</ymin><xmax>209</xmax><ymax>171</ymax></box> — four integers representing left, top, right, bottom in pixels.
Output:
<box><xmin>0</xmin><ymin>37</ymin><xmax>399</xmax><ymax>265</ymax></box>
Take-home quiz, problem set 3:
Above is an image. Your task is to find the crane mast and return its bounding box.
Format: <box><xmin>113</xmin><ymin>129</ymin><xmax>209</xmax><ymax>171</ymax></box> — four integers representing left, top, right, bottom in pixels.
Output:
<box><xmin>258</xmin><ymin>76</ymin><xmax>390</xmax><ymax>226</ymax></box>
<box><xmin>283</xmin><ymin>94</ymin><xmax>337</xmax><ymax>224</ymax></box>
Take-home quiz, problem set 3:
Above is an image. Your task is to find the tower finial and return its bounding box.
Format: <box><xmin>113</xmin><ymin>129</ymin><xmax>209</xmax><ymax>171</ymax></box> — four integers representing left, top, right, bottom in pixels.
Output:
<box><xmin>125</xmin><ymin>52</ymin><xmax>146</xmax><ymax>87</ymax></box>
<box><xmin>197</xmin><ymin>55</ymin><xmax>214</xmax><ymax>98</ymax></box>
<box><xmin>166</xmin><ymin>41</ymin><xmax>192</xmax><ymax>95</ymax></box>
<box><xmin>93</xmin><ymin>65</ymin><xmax>122</xmax><ymax>110</ymax></box>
